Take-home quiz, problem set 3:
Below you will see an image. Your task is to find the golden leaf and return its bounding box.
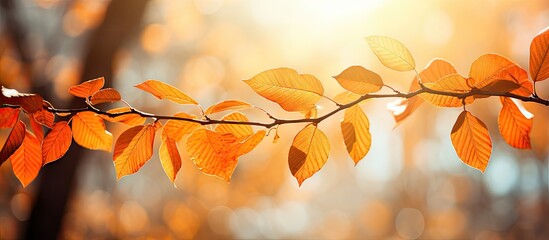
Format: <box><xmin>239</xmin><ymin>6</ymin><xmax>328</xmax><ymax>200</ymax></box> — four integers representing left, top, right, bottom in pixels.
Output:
<box><xmin>100</xmin><ymin>107</ymin><xmax>146</xmax><ymax>126</ymax></box>
<box><xmin>341</xmin><ymin>105</ymin><xmax>371</xmax><ymax>164</ymax></box>
<box><xmin>68</xmin><ymin>77</ymin><xmax>105</xmax><ymax>98</ymax></box>
<box><xmin>10</xmin><ymin>131</ymin><xmax>41</xmax><ymax>187</ymax></box>
<box><xmin>237</xmin><ymin>130</ymin><xmax>266</xmax><ymax>156</ymax></box>
<box><xmin>113</xmin><ymin>122</ymin><xmax>161</xmax><ymax>179</ymax></box>
<box><xmin>333</xmin><ymin>66</ymin><xmax>383</xmax><ymax>94</ymax></box>
<box><xmin>215</xmin><ymin>112</ymin><xmax>253</xmax><ymax>141</ymax></box>
<box><xmin>72</xmin><ymin>111</ymin><xmax>113</xmax><ymax>151</ymax></box>
<box><xmin>530</xmin><ymin>26</ymin><xmax>549</xmax><ymax>82</ymax></box>
<box><xmin>42</xmin><ymin>121</ymin><xmax>72</xmax><ymax>165</ymax></box>
<box><xmin>366</xmin><ymin>36</ymin><xmax>415</xmax><ymax>71</ymax></box>
<box><xmin>498</xmin><ymin>97</ymin><xmax>533</xmax><ymax>149</ymax></box>
<box><xmin>420</xmin><ymin>74</ymin><xmax>473</xmax><ymax>107</ymax></box>
<box><xmin>205</xmin><ymin>100</ymin><xmax>252</xmax><ymax>114</ymax></box>
<box><xmin>187</xmin><ymin>129</ymin><xmax>241</xmax><ymax>182</ymax></box>
<box><xmin>288</xmin><ymin>124</ymin><xmax>330</xmax><ymax>186</ymax></box>
<box><xmin>334</xmin><ymin>91</ymin><xmax>361</xmax><ymax>105</ymax></box>
<box><xmin>90</xmin><ymin>88</ymin><xmax>122</xmax><ymax>105</ymax></box>
<box><xmin>159</xmin><ymin>137</ymin><xmax>181</xmax><ymax>183</ymax></box>
<box><xmin>451</xmin><ymin>111</ymin><xmax>492</xmax><ymax>172</ymax></box>
<box><xmin>244</xmin><ymin>68</ymin><xmax>324</xmax><ymax>112</ymax></box>
<box><xmin>135</xmin><ymin>80</ymin><xmax>198</xmax><ymax>105</ymax></box>
<box><xmin>162</xmin><ymin>112</ymin><xmax>202</xmax><ymax>141</ymax></box>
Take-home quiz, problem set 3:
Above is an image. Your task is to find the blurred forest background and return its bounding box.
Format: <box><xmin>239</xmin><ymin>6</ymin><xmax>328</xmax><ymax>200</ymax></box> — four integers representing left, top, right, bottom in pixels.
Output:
<box><xmin>1</xmin><ymin>0</ymin><xmax>549</xmax><ymax>239</ymax></box>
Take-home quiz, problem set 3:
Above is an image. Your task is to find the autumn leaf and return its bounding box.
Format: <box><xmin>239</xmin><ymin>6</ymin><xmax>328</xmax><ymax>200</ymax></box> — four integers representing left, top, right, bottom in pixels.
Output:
<box><xmin>10</xmin><ymin>131</ymin><xmax>41</xmax><ymax>187</ymax></box>
<box><xmin>303</xmin><ymin>107</ymin><xmax>318</xmax><ymax>119</ymax></box>
<box><xmin>100</xmin><ymin>107</ymin><xmax>146</xmax><ymax>126</ymax></box>
<box><xmin>113</xmin><ymin>122</ymin><xmax>161</xmax><ymax>179</ymax></box>
<box><xmin>215</xmin><ymin>112</ymin><xmax>253</xmax><ymax>140</ymax></box>
<box><xmin>451</xmin><ymin>111</ymin><xmax>492</xmax><ymax>172</ymax></box>
<box><xmin>334</xmin><ymin>66</ymin><xmax>383</xmax><ymax>94</ymax></box>
<box><xmin>498</xmin><ymin>97</ymin><xmax>533</xmax><ymax>149</ymax></box>
<box><xmin>288</xmin><ymin>124</ymin><xmax>330</xmax><ymax>186</ymax></box>
<box><xmin>205</xmin><ymin>100</ymin><xmax>252</xmax><ymax>114</ymax></box>
<box><xmin>32</xmin><ymin>109</ymin><xmax>55</xmax><ymax>128</ymax></box>
<box><xmin>29</xmin><ymin>116</ymin><xmax>44</xmax><ymax>140</ymax></box>
<box><xmin>187</xmin><ymin>129</ymin><xmax>241</xmax><ymax>182</ymax></box>
<box><xmin>341</xmin><ymin>105</ymin><xmax>371</xmax><ymax>164</ymax></box>
<box><xmin>530</xmin><ymin>26</ymin><xmax>549</xmax><ymax>82</ymax></box>
<box><xmin>468</xmin><ymin>54</ymin><xmax>527</xmax><ymax>96</ymax></box>
<box><xmin>366</xmin><ymin>36</ymin><xmax>415</xmax><ymax>71</ymax></box>
<box><xmin>237</xmin><ymin>130</ymin><xmax>266</xmax><ymax>156</ymax></box>
<box><xmin>0</xmin><ymin>108</ymin><xmax>19</xmax><ymax>128</ymax></box>
<box><xmin>72</xmin><ymin>111</ymin><xmax>113</xmax><ymax>151</ymax></box>
<box><xmin>159</xmin><ymin>137</ymin><xmax>181</xmax><ymax>182</ymax></box>
<box><xmin>1</xmin><ymin>87</ymin><xmax>44</xmax><ymax>113</ymax></box>
<box><xmin>135</xmin><ymin>80</ymin><xmax>198</xmax><ymax>105</ymax></box>
<box><xmin>162</xmin><ymin>113</ymin><xmax>202</xmax><ymax>141</ymax></box>
<box><xmin>42</xmin><ymin>121</ymin><xmax>72</xmax><ymax>165</ymax></box>
<box><xmin>90</xmin><ymin>88</ymin><xmax>122</xmax><ymax>105</ymax></box>
<box><xmin>244</xmin><ymin>68</ymin><xmax>324</xmax><ymax>112</ymax></box>
<box><xmin>334</xmin><ymin>91</ymin><xmax>361</xmax><ymax>105</ymax></box>
<box><xmin>68</xmin><ymin>77</ymin><xmax>105</xmax><ymax>98</ymax></box>
<box><xmin>420</xmin><ymin>74</ymin><xmax>473</xmax><ymax>107</ymax></box>
<box><xmin>0</xmin><ymin>120</ymin><xmax>25</xmax><ymax>166</ymax></box>
<box><xmin>390</xmin><ymin>59</ymin><xmax>457</xmax><ymax>123</ymax></box>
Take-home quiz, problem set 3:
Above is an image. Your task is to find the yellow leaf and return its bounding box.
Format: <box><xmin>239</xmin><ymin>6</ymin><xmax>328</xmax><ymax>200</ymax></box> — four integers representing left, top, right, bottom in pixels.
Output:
<box><xmin>0</xmin><ymin>120</ymin><xmax>25</xmax><ymax>166</ymax></box>
<box><xmin>0</xmin><ymin>108</ymin><xmax>19</xmax><ymax>128</ymax></box>
<box><xmin>90</xmin><ymin>88</ymin><xmax>122</xmax><ymax>105</ymax></box>
<box><xmin>205</xmin><ymin>100</ymin><xmax>252</xmax><ymax>114</ymax></box>
<box><xmin>68</xmin><ymin>77</ymin><xmax>105</xmax><ymax>98</ymax></box>
<box><xmin>135</xmin><ymin>80</ymin><xmax>198</xmax><ymax>105</ymax></box>
<box><xmin>215</xmin><ymin>112</ymin><xmax>253</xmax><ymax>141</ymax></box>
<box><xmin>237</xmin><ymin>130</ymin><xmax>266</xmax><ymax>156</ymax></box>
<box><xmin>420</xmin><ymin>74</ymin><xmax>473</xmax><ymax>107</ymax></box>
<box><xmin>72</xmin><ymin>111</ymin><xmax>113</xmax><ymax>151</ymax></box>
<box><xmin>288</xmin><ymin>124</ymin><xmax>330</xmax><ymax>186</ymax></box>
<box><xmin>341</xmin><ymin>105</ymin><xmax>371</xmax><ymax>164</ymax></box>
<box><xmin>530</xmin><ymin>26</ymin><xmax>549</xmax><ymax>82</ymax></box>
<box><xmin>101</xmin><ymin>107</ymin><xmax>146</xmax><ymax>126</ymax></box>
<box><xmin>334</xmin><ymin>91</ymin><xmax>361</xmax><ymax>105</ymax></box>
<box><xmin>244</xmin><ymin>68</ymin><xmax>324</xmax><ymax>112</ymax></box>
<box><xmin>10</xmin><ymin>131</ymin><xmax>41</xmax><ymax>187</ymax></box>
<box><xmin>450</xmin><ymin>111</ymin><xmax>492</xmax><ymax>172</ymax></box>
<box><xmin>162</xmin><ymin>112</ymin><xmax>201</xmax><ymax>141</ymax></box>
<box><xmin>113</xmin><ymin>122</ymin><xmax>161</xmax><ymax>179</ymax></box>
<box><xmin>42</xmin><ymin>121</ymin><xmax>72</xmax><ymax>165</ymax></box>
<box><xmin>498</xmin><ymin>97</ymin><xmax>533</xmax><ymax>149</ymax></box>
<box><xmin>187</xmin><ymin>129</ymin><xmax>241</xmax><ymax>182</ymax></box>
<box><xmin>390</xmin><ymin>59</ymin><xmax>457</xmax><ymax>123</ymax></box>
<box><xmin>366</xmin><ymin>36</ymin><xmax>415</xmax><ymax>71</ymax></box>
<box><xmin>159</xmin><ymin>137</ymin><xmax>181</xmax><ymax>183</ymax></box>
<box><xmin>333</xmin><ymin>66</ymin><xmax>383</xmax><ymax>94</ymax></box>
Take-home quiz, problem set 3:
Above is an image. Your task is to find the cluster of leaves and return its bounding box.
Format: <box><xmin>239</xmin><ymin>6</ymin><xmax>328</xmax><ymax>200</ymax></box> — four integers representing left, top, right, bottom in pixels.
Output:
<box><xmin>1</xmin><ymin>27</ymin><xmax>549</xmax><ymax>188</ymax></box>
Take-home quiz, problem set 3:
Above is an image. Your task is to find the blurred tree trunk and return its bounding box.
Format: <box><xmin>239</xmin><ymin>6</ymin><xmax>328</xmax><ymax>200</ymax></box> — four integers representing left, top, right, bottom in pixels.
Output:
<box><xmin>0</xmin><ymin>0</ymin><xmax>150</xmax><ymax>238</ymax></box>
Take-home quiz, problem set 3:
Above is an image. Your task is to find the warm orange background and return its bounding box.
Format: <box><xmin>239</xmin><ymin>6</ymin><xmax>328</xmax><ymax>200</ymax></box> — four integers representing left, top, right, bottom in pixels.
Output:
<box><xmin>2</xmin><ymin>0</ymin><xmax>549</xmax><ymax>239</ymax></box>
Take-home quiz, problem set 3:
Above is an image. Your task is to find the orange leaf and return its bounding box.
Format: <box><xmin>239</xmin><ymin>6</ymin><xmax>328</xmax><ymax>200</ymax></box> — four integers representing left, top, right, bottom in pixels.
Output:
<box><xmin>159</xmin><ymin>137</ymin><xmax>181</xmax><ymax>183</ymax></box>
<box><xmin>237</xmin><ymin>130</ymin><xmax>266</xmax><ymax>156</ymax></box>
<box><xmin>1</xmin><ymin>87</ymin><xmax>43</xmax><ymax>113</ymax></box>
<box><xmin>498</xmin><ymin>97</ymin><xmax>533</xmax><ymax>149</ymax></box>
<box><xmin>334</xmin><ymin>91</ymin><xmax>361</xmax><ymax>105</ymax></box>
<box><xmin>451</xmin><ymin>111</ymin><xmax>492</xmax><ymax>172</ymax></box>
<box><xmin>29</xmin><ymin>116</ymin><xmax>44</xmax><ymax>140</ymax></box>
<box><xmin>530</xmin><ymin>26</ymin><xmax>549</xmax><ymax>82</ymax></box>
<box><xmin>205</xmin><ymin>100</ymin><xmax>252</xmax><ymax>114</ymax></box>
<box><xmin>288</xmin><ymin>124</ymin><xmax>330</xmax><ymax>186</ymax></box>
<box><xmin>42</xmin><ymin>121</ymin><xmax>72</xmax><ymax>165</ymax></box>
<box><xmin>390</xmin><ymin>59</ymin><xmax>457</xmax><ymax>123</ymax></box>
<box><xmin>68</xmin><ymin>77</ymin><xmax>105</xmax><ymax>98</ymax></box>
<box><xmin>0</xmin><ymin>120</ymin><xmax>25</xmax><ymax>166</ymax></box>
<box><xmin>468</xmin><ymin>54</ymin><xmax>529</xmax><ymax>97</ymax></box>
<box><xmin>90</xmin><ymin>88</ymin><xmax>121</xmax><ymax>105</ymax></box>
<box><xmin>72</xmin><ymin>111</ymin><xmax>113</xmax><ymax>151</ymax></box>
<box><xmin>244</xmin><ymin>68</ymin><xmax>324</xmax><ymax>112</ymax></box>
<box><xmin>32</xmin><ymin>109</ymin><xmax>55</xmax><ymax>128</ymax></box>
<box><xmin>101</xmin><ymin>107</ymin><xmax>146</xmax><ymax>126</ymax></box>
<box><xmin>113</xmin><ymin>122</ymin><xmax>161</xmax><ymax>179</ymax></box>
<box><xmin>0</xmin><ymin>108</ymin><xmax>19</xmax><ymax>128</ymax></box>
<box><xmin>341</xmin><ymin>105</ymin><xmax>371</xmax><ymax>164</ymax></box>
<box><xmin>215</xmin><ymin>112</ymin><xmax>253</xmax><ymax>141</ymax></box>
<box><xmin>162</xmin><ymin>112</ymin><xmax>201</xmax><ymax>141</ymax></box>
<box><xmin>420</xmin><ymin>74</ymin><xmax>473</xmax><ymax>107</ymax></box>
<box><xmin>333</xmin><ymin>66</ymin><xmax>383</xmax><ymax>94</ymax></box>
<box><xmin>10</xmin><ymin>131</ymin><xmax>41</xmax><ymax>187</ymax></box>
<box><xmin>135</xmin><ymin>80</ymin><xmax>198</xmax><ymax>105</ymax></box>
<box><xmin>186</xmin><ymin>129</ymin><xmax>241</xmax><ymax>182</ymax></box>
